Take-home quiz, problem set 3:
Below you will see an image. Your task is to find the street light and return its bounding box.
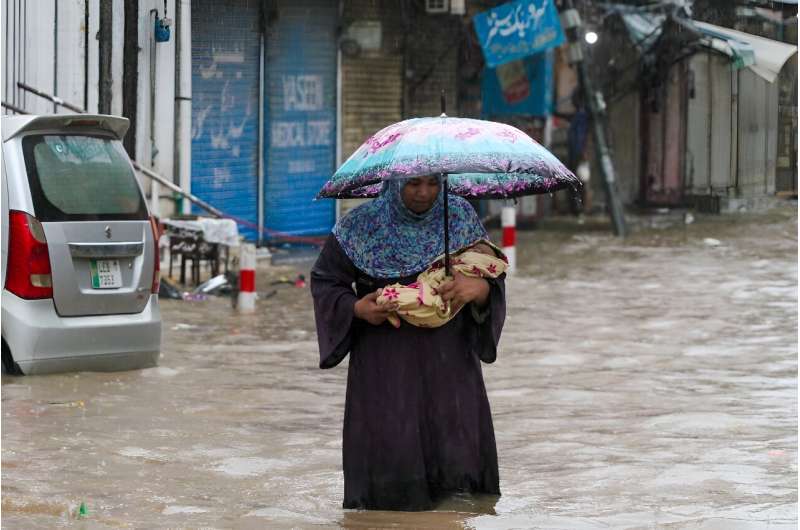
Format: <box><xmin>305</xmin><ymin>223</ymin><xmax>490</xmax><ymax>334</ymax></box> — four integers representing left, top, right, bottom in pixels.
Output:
<box><xmin>585</xmin><ymin>31</ymin><xmax>598</xmax><ymax>45</ymax></box>
<box><xmin>560</xmin><ymin>5</ymin><xmax>627</xmax><ymax>237</ymax></box>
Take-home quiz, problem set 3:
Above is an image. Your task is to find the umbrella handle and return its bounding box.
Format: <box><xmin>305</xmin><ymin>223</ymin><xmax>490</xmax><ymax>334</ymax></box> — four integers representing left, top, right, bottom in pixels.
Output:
<box><xmin>440</xmin><ymin>92</ymin><xmax>449</xmax><ymax>276</ymax></box>
<box><xmin>443</xmin><ymin>173</ymin><xmax>450</xmax><ymax>277</ymax></box>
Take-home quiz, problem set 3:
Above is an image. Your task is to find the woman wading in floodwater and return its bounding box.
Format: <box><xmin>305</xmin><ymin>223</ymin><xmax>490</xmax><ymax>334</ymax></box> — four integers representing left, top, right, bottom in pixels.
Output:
<box><xmin>310</xmin><ymin>175</ymin><xmax>506</xmax><ymax>511</ymax></box>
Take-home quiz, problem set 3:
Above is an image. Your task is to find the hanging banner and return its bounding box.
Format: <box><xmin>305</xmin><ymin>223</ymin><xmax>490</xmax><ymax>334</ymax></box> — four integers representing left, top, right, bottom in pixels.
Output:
<box><xmin>473</xmin><ymin>0</ymin><xmax>565</xmax><ymax>68</ymax></box>
<box><xmin>481</xmin><ymin>51</ymin><xmax>553</xmax><ymax>118</ymax></box>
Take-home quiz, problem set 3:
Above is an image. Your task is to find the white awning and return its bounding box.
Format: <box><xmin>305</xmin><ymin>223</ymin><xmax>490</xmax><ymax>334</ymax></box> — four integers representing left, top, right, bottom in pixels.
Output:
<box><xmin>694</xmin><ymin>21</ymin><xmax>798</xmax><ymax>83</ymax></box>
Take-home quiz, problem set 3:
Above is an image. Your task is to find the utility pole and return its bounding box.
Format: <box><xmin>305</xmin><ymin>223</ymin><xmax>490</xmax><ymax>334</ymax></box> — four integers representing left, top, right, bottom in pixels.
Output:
<box><xmin>560</xmin><ymin>2</ymin><xmax>627</xmax><ymax>237</ymax></box>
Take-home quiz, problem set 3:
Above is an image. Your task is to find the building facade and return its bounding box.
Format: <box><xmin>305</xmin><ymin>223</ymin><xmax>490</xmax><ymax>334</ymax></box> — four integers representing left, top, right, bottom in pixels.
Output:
<box><xmin>2</xmin><ymin>0</ymin><xmax>471</xmax><ymax>242</ymax></box>
<box><xmin>3</xmin><ymin>0</ymin><xmax>795</xmax><ymax>238</ymax></box>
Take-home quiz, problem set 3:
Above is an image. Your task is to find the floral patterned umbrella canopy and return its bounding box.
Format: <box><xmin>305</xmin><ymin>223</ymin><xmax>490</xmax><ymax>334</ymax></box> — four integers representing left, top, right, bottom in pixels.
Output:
<box><xmin>317</xmin><ymin>114</ymin><xmax>581</xmax><ymax>275</ymax></box>
<box><xmin>317</xmin><ymin>116</ymin><xmax>580</xmax><ymax>199</ymax></box>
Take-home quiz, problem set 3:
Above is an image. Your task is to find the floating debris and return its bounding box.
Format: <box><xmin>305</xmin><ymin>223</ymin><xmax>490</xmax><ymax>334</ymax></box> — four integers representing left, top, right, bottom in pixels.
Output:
<box><xmin>158</xmin><ymin>278</ymin><xmax>183</xmax><ymax>300</ymax></box>
<box><xmin>171</xmin><ymin>323</ymin><xmax>198</xmax><ymax>331</ymax></box>
<box><xmin>193</xmin><ymin>274</ymin><xmax>230</xmax><ymax>296</ymax></box>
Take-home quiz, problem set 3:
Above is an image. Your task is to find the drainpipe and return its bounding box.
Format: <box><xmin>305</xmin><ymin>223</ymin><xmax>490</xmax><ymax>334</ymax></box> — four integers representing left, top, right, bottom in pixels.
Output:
<box><xmin>98</xmin><ymin>0</ymin><xmax>113</xmax><ymax>114</ymax></box>
<box><xmin>730</xmin><ymin>70</ymin><xmax>739</xmax><ymax>196</ymax></box>
<box><xmin>175</xmin><ymin>0</ymin><xmax>192</xmax><ymax>215</ymax></box>
<box><xmin>149</xmin><ymin>8</ymin><xmax>160</xmax><ymax>216</ymax></box>
<box><xmin>122</xmin><ymin>0</ymin><xmax>139</xmax><ymax>158</ymax></box>
<box><xmin>53</xmin><ymin>0</ymin><xmax>58</xmax><ymax>113</ymax></box>
<box><xmin>335</xmin><ymin>0</ymin><xmax>344</xmax><ymax>223</ymax></box>
<box><xmin>707</xmin><ymin>54</ymin><xmax>713</xmax><ymax>194</ymax></box>
<box><xmin>258</xmin><ymin>24</ymin><xmax>265</xmax><ymax>244</ymax></box>
<box><xmin>84</xmin><ymin>0</ymin><xmax>89</xmax><ymax>111</ymax></box>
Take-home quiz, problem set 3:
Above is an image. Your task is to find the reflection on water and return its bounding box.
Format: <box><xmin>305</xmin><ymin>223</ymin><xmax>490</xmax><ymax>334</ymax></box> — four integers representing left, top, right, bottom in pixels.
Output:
<box><xmin>339</xmin><ymin>493</ymin><xmax>497</xmax><ymax>529</ymax></box>
<box><xmin>2</xmin><ymin>207</ymin><xmax>797</xmax><ymax>529</ymax></box>
<box><xmin>341</xmin><ymin>509</ymin><xmax>472</xmax><ymax>529</ymax></box>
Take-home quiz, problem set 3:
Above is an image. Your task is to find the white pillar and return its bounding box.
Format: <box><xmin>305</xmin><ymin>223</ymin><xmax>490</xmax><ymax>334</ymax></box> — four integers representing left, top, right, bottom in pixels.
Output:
<box><xmin>501</xmin><ymin>205</ymin><xmax>516</xmax><ymax>273</ymax></box>
<box><xmin>237</xmin><ymin>243</ymin><xmax>256</xmax><ymax>313</ymax></box>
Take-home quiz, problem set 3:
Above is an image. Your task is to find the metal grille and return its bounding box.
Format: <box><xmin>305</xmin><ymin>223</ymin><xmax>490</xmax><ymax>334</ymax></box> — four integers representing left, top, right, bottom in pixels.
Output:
<box><xmin>264</xmin><ymin>0</ymin><xmax>337</xmax><ymax>237</ymax></box>
<box><xmin>191</xmin><ymin>0</ymin><xmax>261</xmax><ymax>240</ymax></box>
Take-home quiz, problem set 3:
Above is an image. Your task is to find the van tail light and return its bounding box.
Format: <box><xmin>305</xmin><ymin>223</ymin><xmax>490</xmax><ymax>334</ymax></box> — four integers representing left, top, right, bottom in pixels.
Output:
<box><xmin>5</xmin><ymin>211</ymin><xmax>53</xmax><ymax>299</ymax></box>
<box><xmin>149</xmin><ymin>216</ymin><xmax>161</xmax><ymax>294</ymax></box>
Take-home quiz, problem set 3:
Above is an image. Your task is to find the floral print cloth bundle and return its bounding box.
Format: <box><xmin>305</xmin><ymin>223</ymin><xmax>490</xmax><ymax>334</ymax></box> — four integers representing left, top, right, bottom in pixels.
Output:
<box><xmin>376</xmin><ymin>241</ymin><xmax>507</xmax><ymax>329</ymax></box>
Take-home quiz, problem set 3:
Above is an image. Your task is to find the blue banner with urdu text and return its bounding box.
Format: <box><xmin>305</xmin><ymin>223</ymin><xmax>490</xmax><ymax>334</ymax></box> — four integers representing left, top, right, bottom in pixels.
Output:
<box><xmin>473</xmin><ymin>0</ymin><xmax>565</xmax><ymax>68</ymax></box>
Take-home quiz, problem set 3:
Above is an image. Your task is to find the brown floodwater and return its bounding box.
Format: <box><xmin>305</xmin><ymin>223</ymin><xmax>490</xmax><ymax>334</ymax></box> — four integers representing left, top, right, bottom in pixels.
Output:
<box><xmin>2</xmin><ymin>206</ymin><xmax>797</xmax><ymax>529</ymax></box>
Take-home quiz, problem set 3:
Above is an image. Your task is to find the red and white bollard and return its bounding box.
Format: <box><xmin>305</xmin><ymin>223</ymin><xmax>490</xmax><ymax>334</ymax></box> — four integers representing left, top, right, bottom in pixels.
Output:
<box><xmin>237</xmin><ymin>243</ymin><xmax>256</xmax><ymax>313</ymax></box>
<box><xmin>501</xmin><ymin>205</ymin><xmax>516</xmax><ymax>273</ymax></box>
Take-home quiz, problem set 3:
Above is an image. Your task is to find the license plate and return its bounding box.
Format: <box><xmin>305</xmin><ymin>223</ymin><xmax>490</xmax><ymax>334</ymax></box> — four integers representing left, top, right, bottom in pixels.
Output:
<box><xmin>90</xmin><ymin>259</ymin><xmax>122</xmax><ymax>289</ymax></box>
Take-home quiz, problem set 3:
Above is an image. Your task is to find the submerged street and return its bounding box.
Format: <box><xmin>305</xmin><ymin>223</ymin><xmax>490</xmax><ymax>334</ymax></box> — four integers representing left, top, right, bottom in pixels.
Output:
<box><xmin>2</xmin><ymin>206</ymin><xmax>797</xmax><ymax>529</ymax></box>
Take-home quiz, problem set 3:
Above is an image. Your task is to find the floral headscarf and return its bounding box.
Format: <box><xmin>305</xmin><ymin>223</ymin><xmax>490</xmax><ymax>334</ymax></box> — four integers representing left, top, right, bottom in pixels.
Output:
<box><xmin>332</xmin><ymin>179</ymin><xmax>489</xmax><ymax>279</ymax></box>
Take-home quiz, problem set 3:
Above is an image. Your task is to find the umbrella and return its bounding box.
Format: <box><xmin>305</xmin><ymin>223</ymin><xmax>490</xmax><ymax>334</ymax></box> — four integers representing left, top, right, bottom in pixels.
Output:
<box><xmin>317</xmin><ymin>104</ymin><xmax>580</xmax><ymax>275</ymax></box>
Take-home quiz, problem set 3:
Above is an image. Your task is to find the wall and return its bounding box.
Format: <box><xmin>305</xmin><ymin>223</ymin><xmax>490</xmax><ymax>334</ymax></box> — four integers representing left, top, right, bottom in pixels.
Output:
<box><xmin>338</xmin><ymin>0</ymin><xmax>405</xmax><ymax>216</ymax></box>
<box><xmin>2</xmin><ymin>0</ymin><xmax>110</xmax><ymax>114</ymax></box>
<box><xmin>134</xmin><ymin>0</ymin><xmax>176</xmax><ymax>217</ymax></box>
<box><xmin>405</xmin><ymin>7</ymin><xmax>461</xmax><ymax>118</ymax></box>
<box><xmin>1</xmin><ymin>0</ymin><xmax>177</xmax><ymax>217</ymax></box>
<box><xmin>605</xmin><ymin>90</ymin><xmax>641</xmax><ymax>206</ymax></box>
<box><xmin>641</xmin><ymin>63</ymin><xmax>686</xmax><ymax>205</ymax></box>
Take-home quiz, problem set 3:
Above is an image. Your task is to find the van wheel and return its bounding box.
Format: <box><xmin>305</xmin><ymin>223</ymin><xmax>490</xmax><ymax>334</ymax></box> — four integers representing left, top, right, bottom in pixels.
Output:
<box><xmin>1</xmin><ymin>340</ymin><xmax>23</xmax><ymax>376</ymax></box>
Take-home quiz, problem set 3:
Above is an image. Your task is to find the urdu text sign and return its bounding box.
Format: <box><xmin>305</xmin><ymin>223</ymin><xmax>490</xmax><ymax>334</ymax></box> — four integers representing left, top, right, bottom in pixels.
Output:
<box><xmin>473</xmin><ymin>0</ymin><xmax>565</xmax><ymax>68</ymax></box>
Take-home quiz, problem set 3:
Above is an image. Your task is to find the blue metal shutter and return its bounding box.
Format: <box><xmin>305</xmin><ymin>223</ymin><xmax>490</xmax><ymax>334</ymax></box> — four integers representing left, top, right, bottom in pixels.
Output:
<box><xmin>264</xmin><ymin>0</ymin><xmax>337</xmax><ymax>237</ymax></box>
<box><xmin>191</xmin><ymin>0</ymin><xmax>260</xmax><ymax>240</ymax></box>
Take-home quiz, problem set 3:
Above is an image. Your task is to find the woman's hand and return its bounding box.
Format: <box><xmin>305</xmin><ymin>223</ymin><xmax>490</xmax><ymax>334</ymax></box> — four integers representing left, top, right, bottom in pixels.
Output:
<box><xmin>438</xmin><ymin>271</ymin><xmax>490</xmax><ymax>310</ymax></box>
<box><xmin>353</xmin><ymin>290</ymin><xmax>399</xmax><ymax>326</ymax></box>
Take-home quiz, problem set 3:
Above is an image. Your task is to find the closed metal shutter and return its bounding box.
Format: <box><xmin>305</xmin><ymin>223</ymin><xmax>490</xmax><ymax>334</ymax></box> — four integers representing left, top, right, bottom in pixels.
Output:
<box><xmin>340</xmin><ymin>55</ymin><xmax>403</xmax><ymax>217</ymax></box>
<box><xmin>191</xmin><ymin>0</ymin><xmax>261</xmax><ymax>240</ymax></box>
<box><xmin>685</xmin><ymin>53</ymin><xmax>733</xmax><ymax>195</ymax></box>
<box><xmin>338</xmin><ymin>0</ymin><xmax>404</xmax><ymax>217</ymax></box>
<box><xmin>264</xmin><ymin>0</ymin><xmax>337</xmax><ymax>237</ymax></box>
<box><xmin>737</xmin><ymin>68</ymin><xmax>778</xmax><ymax>197</ymax></box>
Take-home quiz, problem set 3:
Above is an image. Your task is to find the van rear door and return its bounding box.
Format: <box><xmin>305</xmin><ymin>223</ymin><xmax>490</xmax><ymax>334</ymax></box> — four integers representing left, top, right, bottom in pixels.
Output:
<box><xmin>20</xmin><ymin>132</ymin><xmax>155</xmax><ymax>316</ymax></box>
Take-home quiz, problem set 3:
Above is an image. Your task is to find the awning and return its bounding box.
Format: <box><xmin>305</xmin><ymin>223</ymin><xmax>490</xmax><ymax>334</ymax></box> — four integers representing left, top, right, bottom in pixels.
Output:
<box><xmin>612</xmin><ymin>5</ymin><xmax>797</xmax><ymax>84</ymax></box>
<box><xmin>693</xmin><ymin>22</ymin><xmax>797</xmax><ymax>83</ymax></box>
<box><xmin>618</xmin><ymin>11</ymin><xmax>665</xmax><ymax>53</ymax></box>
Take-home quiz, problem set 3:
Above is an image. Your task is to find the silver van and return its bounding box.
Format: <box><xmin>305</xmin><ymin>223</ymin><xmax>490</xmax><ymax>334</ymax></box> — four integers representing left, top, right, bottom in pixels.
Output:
<box><xmin>1</xmin><ymin>114</ymin><xmax>161</xmax><ymax>375</ymax></box>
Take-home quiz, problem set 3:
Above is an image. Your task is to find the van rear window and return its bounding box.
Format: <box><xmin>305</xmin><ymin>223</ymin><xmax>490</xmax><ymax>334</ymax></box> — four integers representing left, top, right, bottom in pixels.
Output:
<box><xmin>22</xmin><ymin>134</ymin><xmax>148</xmax><ymax>221</ymax></box>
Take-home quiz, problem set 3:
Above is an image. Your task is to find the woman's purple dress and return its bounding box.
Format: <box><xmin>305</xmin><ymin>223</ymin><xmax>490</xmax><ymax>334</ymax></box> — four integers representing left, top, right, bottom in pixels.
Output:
<box><xmin>311</xmin><ymin>234</ymin><xmax>506</xmax><ymax>511</ymax></box>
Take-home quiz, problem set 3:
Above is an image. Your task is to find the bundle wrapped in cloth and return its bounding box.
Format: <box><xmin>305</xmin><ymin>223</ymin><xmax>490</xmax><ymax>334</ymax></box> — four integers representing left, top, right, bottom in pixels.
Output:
<box><xmin>377</xmin><ymin>240</ymin><xmax>508</xmax><ymax>329</ymax></box>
